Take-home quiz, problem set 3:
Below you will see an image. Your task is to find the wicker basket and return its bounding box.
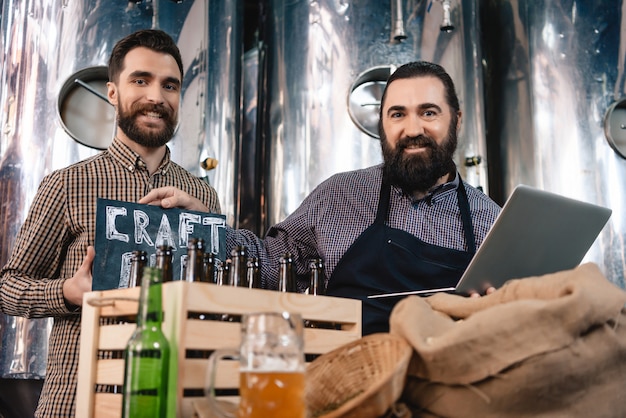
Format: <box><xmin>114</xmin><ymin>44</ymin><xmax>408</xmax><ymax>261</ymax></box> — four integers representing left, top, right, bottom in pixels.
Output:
<box><xmin>305</xmin><ymin>333</ymin><xmax>413</xmax><ymax>418</ymax></box>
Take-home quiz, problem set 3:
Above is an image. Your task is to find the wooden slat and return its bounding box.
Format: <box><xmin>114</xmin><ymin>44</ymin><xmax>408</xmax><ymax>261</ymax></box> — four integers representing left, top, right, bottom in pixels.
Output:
<box><xmin>183</xmin><ymin>320</ymin><xmax>360</xmax><ymax>355</ymax></box>
<box><xmin>93</xmin><ymin>393</ymin><xmax>122</xmax><ymax>418</ymax></box>
<box><xmin>181</xmin><ymin>358</ymin><xmax>239</xmax><ymax>389</ymax></box>
<box><xmin>162</xmin><ymin>280</ymin><xmax>187</xmax><ymax>418</ymax></box>
<box><xmin>95</xmin><ymin>359</ymin><xmax>125</xmax><ymax>386</ymax></box>
<box><xmin>76</xmin><ymin>290</ymin><xmax>103</xmax><ymax>418</ymax></box>
<box><xmin>303</xmin><ymin>327</ymin><xmax>363</xmax><ymax>354</ymax></box>
<box><xmin>183</xmin><ymin>319</ymin><xmax>240</xmax><ymax>349</ymax></box>
<box><xmin>183</xmin><ymin>283</ymin><xmax>361</xmax><ymax>327</ymax></box>
<box><xmin>98</xmin><ymin>323</ymin><xmax>136</xmax><ymax>350</ymax></box>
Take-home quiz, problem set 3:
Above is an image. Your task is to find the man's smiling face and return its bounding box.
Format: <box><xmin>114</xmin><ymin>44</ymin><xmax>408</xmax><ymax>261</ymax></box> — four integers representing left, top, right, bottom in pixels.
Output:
<box><xmin>380</xmin><ymin>75</ymin><xmax>460</xmax><ymax>195</ymax></box>
<box><xmin>107</xmin><ymin>46</ymin><xmax>181</xmax><ymax>148</ymax></box>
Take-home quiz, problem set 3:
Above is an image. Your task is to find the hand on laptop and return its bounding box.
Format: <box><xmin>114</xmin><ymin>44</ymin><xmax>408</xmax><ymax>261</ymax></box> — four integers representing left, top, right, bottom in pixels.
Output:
<box><xmin>469</xmin><ymin>286</ymin><xmax>496</xmax><ymax>298</ymax></box>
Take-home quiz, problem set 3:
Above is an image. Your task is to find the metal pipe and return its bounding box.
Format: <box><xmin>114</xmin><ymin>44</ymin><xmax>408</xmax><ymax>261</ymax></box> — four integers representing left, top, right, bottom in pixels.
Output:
<box><xmin>391</xmin><ymin>0</ymin><xmax>407</xmax><ymax>42</ymax></box>
<box><xmin>441</xmin><ymin>0</ymin><xmax>454</xmax><ymax>32</ymax></box>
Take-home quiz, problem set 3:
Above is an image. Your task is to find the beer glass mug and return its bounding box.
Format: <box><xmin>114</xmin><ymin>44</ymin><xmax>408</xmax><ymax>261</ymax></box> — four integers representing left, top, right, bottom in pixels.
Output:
<box><xmin>205</xmin><ymin>312</ymin><xmax>306</xmax><ymax>418</ymax></box>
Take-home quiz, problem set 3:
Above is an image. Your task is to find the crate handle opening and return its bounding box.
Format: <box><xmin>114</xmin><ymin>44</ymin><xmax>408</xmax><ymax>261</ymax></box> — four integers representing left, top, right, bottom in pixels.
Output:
<box><xmin>86</xmin><ymin>296</ymin><xmax>139</xmax><ymax>307</ymax></box>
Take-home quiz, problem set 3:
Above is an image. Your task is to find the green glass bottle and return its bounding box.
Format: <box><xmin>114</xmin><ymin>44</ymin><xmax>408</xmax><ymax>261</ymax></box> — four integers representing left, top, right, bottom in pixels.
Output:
<box><xmin>122</xmin><ymin>267</ymin><xmax>170</xmax><ymax>418</ymax></box>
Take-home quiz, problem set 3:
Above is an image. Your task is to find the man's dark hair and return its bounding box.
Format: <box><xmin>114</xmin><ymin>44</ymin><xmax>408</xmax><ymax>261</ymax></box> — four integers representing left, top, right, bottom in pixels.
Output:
<box><xmin>108</xmin><ymin>29</ymin><xmax>184</xmax><ymax>83</ymax></box>
<box><xmin>378</xmin><ymin>61</ymin><xmax>460</xmax><ymax>127</ymax></box>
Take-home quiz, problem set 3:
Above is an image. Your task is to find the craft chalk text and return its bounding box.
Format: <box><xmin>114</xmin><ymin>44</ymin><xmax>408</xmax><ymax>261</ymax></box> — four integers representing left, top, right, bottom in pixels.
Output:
<box><xmin>105</xmin><ymin>205</ymin><xmax>225</xmax><ymax>251</ymax></box>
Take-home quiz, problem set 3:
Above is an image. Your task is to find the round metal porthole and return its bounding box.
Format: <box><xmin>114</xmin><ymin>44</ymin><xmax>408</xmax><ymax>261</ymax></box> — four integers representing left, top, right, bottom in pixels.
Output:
<box><xmin>604</xmin><ymin>98</ymin><xmax>626</xmax><ymax>159</ymax></box>
<box><xmin>57</xmin><ymin>66</ymin><xmax>115</xmax><ymax>150</ymax></box>
<box><xmin>348</xmin><ymin>65</ymin><xmax>396</xmax><ymax>139</ymax></box>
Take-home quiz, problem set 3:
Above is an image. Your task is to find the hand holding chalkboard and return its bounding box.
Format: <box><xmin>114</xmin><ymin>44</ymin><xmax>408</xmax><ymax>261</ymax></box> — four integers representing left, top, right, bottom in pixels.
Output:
<box><xmin>92</xmin><ymin>198</ymin><xmax>226</xmax><ymax>291</ymax></box>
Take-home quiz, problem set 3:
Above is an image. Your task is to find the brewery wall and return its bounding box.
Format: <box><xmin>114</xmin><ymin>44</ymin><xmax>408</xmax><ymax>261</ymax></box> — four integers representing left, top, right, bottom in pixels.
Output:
<box><xmin>480</xmin><ymin>0</ymin><xmax>625</xmax><ymax>289</ymax></box>
<box><xmin>0</xmin><ymin>0</ymin><xmax>625</xmax><ymax>416</ymax></box>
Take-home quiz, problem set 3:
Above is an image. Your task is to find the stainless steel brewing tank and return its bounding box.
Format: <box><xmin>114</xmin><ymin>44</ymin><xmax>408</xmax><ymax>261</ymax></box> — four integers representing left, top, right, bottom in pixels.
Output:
<box><xmin>0</xmin><ymin>0</ymin><xmax>241</xmax><ymax>398</ymax></box>
<box><xmin>480</xmin><ymin>0</ymin><xmax>626</xmax><ymax>287</ymax></box>
<box><xmin>260</xmin><ymin>0</ymin><xmax>488</xmax><ymax>231</ymax></box>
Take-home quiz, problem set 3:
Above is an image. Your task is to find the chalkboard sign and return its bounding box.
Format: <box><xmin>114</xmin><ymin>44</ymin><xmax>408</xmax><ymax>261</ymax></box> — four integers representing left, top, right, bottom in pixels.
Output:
<box><xmin>92</xmin><ymin>198</ymin><xmax>226</xmax><ymax>290</ymax></box>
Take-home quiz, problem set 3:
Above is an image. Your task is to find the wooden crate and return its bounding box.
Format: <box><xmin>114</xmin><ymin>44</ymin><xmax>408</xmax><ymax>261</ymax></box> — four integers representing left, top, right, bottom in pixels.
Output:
<box><xmin>76</xmin><ymin>281</ymin><xmax>362</xmax><ymax>418</ymax></box>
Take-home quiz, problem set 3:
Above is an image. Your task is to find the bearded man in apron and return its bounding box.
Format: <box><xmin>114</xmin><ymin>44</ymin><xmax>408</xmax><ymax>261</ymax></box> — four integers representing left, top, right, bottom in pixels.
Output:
<box><xmin>227</xmin><ymin>61</ymin><xmax>501</xmax><ymax>335</ymax></box>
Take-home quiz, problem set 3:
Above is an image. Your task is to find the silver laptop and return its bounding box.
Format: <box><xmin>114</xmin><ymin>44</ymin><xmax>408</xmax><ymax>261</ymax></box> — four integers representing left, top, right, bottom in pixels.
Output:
<box><xmin>369</xmin><ymin>185</ymin><xmax>613</xmax><ymax>298</ymax></box>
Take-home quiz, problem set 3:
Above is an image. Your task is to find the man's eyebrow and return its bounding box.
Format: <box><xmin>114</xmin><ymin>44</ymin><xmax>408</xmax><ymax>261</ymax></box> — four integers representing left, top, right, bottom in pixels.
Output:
<box><xmin>386</xmin><ymin>105</ymin><xmax>407</xmax><ymax>115</ymax></box>
<box><xmin>127</xmin><ymin>71</ymin><xmax>181</xmax><ymax>86</ymax></box>
<box><xmin>418</xmin><ymin>102</ymin><xmax>443</xmax><ymax>112</ymax></box>
<box><xmin>164</xmin><ymin>76</ymin><xmax>181</xmax><ymax>87</ymax></box>
<box><xmin>128</xmin><ymin>70</ymin><xmax>153</xmax><ymax>79</ymax></box>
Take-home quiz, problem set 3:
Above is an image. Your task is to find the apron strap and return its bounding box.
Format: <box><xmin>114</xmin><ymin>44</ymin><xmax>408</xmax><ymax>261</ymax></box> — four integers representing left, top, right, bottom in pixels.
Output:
<box><xmin>457</xmin><ymin>179</ymin><xmax>477</xmax><ymax>254</ymax></box>
<box><xmin>375</xmin><ymin>180</ymin><xmax>392</xmax><ymax>225</ymax></box>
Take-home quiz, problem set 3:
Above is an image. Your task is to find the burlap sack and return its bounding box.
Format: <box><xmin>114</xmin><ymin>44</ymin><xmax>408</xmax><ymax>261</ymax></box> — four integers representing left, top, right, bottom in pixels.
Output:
<box><xmin>389</xmin><ymin>263</ymin><xmax>626</xmax><ymax>418</ymax></box>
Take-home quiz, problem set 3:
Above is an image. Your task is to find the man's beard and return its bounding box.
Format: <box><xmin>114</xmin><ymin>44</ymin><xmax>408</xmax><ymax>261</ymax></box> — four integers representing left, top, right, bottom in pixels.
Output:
<box><xmin>381</xmin><ymin>124</ymin><xmax>457</xmax><ymax>196</ymax></box>
<box><xmin>117</xmin><ymin>101</ymin><xmax>177</xmax><ymax>148</ymax></box>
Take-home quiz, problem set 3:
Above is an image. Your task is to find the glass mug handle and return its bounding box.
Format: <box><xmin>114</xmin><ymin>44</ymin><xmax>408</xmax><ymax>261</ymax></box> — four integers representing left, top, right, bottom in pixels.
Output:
<box><xmin>205</xmin><ymin>348</ymin><xmax>240</xmax><ymax>418</ymax></box>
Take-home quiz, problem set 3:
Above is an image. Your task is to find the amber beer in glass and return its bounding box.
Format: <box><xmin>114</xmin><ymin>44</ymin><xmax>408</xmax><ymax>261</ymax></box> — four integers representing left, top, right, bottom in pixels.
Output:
<box><xmin>238</xmin><ymin>371</ymin><xmax>305</xmax><ymax>417</ymax></box>
<box><xmin>205</xmin><ymin>312</ymin><xmax>306</xmax><ymax>418</ymax></box>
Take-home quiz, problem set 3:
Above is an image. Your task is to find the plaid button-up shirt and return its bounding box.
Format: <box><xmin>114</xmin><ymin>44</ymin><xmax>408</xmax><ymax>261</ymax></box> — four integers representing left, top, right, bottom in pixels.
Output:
<box><xmin>0</xmin><ymin>137</ymin><xmax>220</xmax><ymax>417</ymax></box>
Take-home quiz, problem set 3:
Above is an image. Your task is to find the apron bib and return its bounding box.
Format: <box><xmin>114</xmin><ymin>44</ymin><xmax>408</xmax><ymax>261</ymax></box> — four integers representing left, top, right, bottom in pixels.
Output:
<box><xmin>326</xmin><ymin>179</ymin><xmax>476</xmax><ymax>334</ymax></box>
